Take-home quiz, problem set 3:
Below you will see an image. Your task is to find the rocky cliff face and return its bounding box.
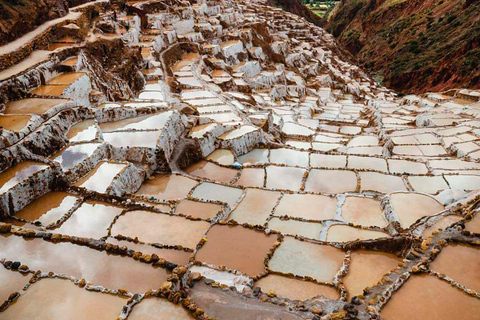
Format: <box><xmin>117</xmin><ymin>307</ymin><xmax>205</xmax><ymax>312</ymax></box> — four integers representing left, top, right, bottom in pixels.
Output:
<box><xmin>326</xmin><ymin>0</ymin><xmax>480</xmax><ymax>94</ymax></box>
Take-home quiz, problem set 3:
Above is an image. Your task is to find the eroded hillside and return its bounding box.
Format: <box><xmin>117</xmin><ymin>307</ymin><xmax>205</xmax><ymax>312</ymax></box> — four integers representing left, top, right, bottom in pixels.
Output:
<box><xmin>326</xmin><ymin>0</ymin><xmax>480</xmax><ymax>94</ymax></box>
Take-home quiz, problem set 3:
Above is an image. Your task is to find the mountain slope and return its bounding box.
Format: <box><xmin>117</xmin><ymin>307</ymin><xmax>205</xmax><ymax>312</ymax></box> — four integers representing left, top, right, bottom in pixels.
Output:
<box><xmin>325</xmin><ymin>0</ymin><xmax>480</xmax><ymax>94</ymax></box>
<box><xmin>266</xmin><ymin>0</ymin><xmax>323</xmax><ymax>26</ymax></box>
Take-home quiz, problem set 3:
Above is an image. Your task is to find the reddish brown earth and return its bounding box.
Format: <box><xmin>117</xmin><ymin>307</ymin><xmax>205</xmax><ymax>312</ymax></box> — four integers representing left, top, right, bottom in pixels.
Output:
<box><xmin>325</xmin><ymin>0</ymin><xmax>480</xmax><ymax>94</ymax></box>
<box><xmin>0</xmin><ymin>0</ymin><xmax>95</xmax><ymax>47</ymax></box>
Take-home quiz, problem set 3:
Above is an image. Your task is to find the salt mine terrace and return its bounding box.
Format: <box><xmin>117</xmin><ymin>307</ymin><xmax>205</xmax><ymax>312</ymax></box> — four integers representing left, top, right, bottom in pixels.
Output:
<box><xmin>0</xmin><ymin>0</ymin><xmax>480</xmax><ymax>319</ymax></box>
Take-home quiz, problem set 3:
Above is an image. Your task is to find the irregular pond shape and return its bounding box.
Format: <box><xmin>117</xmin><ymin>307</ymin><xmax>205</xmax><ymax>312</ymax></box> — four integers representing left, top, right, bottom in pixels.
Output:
<box><xmin>106</xmin><ymin>238</ymin><xmax>191</xmax><ymax>265</ymax></box>
<box><xmin>175</xmin><ymin>199</ymin><xmax>223</xmax><ymax>220</ymax></box>
<box><xmin>305</xmin><ymin>169</ymin><xmax>357</xmax><ymax>194</ymax></box>
<box><xmin>276</xmin><ymin>194</ymin><xmax>337</xmax><ymax>221</ymax></box>
<box><xmin>0</xmin><ymin>161</ymin><xmax>49</xmax><ymax>194</ymax></box>
<box><xmin>51</xmin><ymin>143</ymin><xmax>102</xmax><ymax>170</ymax></box>
<box><xmin>390</xmin><ymin>192</ymin><xmax>444</xmax><ymax>228</ymax></box>
<box><xmin>129</xmin><ymin>297</ymin><xmax>193</xmax><ymax>320</ymax></box>
<box><xmin>268</xmin><ymin>237</ymin><xmax>344</xmax><ymax>282</ymax></box>
<box><xmin>359</xmin><ymin>172</ymin><xmax>407</xmax><ymax>194</ymax></box>
<box><xmin>255</xmin><ymin>274</ymin><xmax>339</xmax><ymax>301</ymax></box>
<box><xmin>67</xmin><ymin>120</ymin><xmax>98</xmax><ymax>142</ymax></box>
<box><xmin>14</xmin><ymin>192</ymin><xmax>79</xmax><ymax>225</ymax></box>
<box><xmin>103</xmin><ymin>131</ymin><xmax>161</xmax><ymax>149</ymax></box>
<box><xmin>136</xmin><ymin>174</ymin><xmax>198</xmax><ymax>201</ymax></box>
<box><xmin>0</xmin><ymin>278</ymin><xmax>127</xmax><ymax>320</ymax></box>
<box><xmin>269</xmin><ymin>148</ymin><xmax>309</xmax><ymax>167</ymax></box>
<box><xmin>343</xmin><ymin>250</ymin><xmax>400</xmax><ymax>298</ymax></box>
<box><xmin>421</xmin><ymin>215</ymin><xmax>462</xmax><ymax>238</ymax></box>
<box><xmin>0</xmin><ymin>266</ymin><xmax>31</xmax><ymax>304</ymax></box>
<box><xmin>381</xmin><ymin>274</ymin><xmax>480</xmax><ymax>320</ymax></box>
<box><xmin>0</xmin><ymin>235</ymin><xmax>167</xmax><ymax>293</ymax></box>
<box><xmin>191</xmin><ymin>182</ymin><xmax>243</xmax><ymax>208</ymax></box>
<box><xmin>99</xmin><ymin>112</ymin><xmax>172</xmax><ymax>132</ymax></box>
<box><xmin>185</xmin><ymin>160</ymin><xmax>238</xmax><ymax>183</ymax></box>
<box><xmin>4</xmin><ymin>98</ymin><xmax>69</xmax><ymax>115</ymax></box>
<box><xmin>266</xmin><ymin>166</ymin><xmax>305</xmax><ymax>191</ymax></box>
<box><xmin>430</xmin><ymin>244</ymin><xmax>480</xmax><ymax>293</ymax></box>
<box><xmin>55</xmin><ymin>201</ymin><xmax>123</xmax><ymax>239</ymax></box>
<box><xmin>0</xmin><ymin>115</ymin><xmax>31</xmax><ymax>132</ymax></box>
<box><xmin>234</xmin><ymin>168</ymin><xmax>265</xmax><ymax>187</ymax></box>
<box><xmin>268</xmin><ymin>218</ymin><xmax>322</xmax><ymax>240</ymax></box>
<box><xmin>326</xmin><ymin>225</ymin><xmax>389</xmax><ymax>242</ymax></box>
<box><xmin>206</xmin><ymin>149</ymin><xmax>235</xmax><ymax>166</ymax></box>
<box><xmin>228</xmin><ymin>188</ymin><xmax>280</xmax><ymax>225</ymax></box>
<box><xmin>407</xmin><ymin>176</ymin><xmax>449</xmax><ymax>194</ymax></box>
<box><xmin>195</xmin><ymin>225</ymin><xmax>277</xmax><ymax>277</ymax></box>
<box><xmin>341</xmin><ymin>196</ymin><xmax>386</xmax><ymax>227</ymax></box>
<box><xmin>189</xmin><ymin>281</ymin><xmax>307</xmax><ymax>320</ymax></box>
<box><xmin>111</xmin><ymin>210</ymin><xmax>210</xmax><ymax>249</ymax></box>
<box><xmin>74</xmin><ymin>162</ymin><xmax>126</xmax><ymax>193</ymax></box>
<box><xmin>237</xmin><ymin>149</ymin><xmax>269</xmax><ymax>165</ymax></box>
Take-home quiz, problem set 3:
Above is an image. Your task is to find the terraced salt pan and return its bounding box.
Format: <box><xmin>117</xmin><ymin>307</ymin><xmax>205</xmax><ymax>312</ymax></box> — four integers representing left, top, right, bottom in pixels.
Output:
<box><xmin>341</xmin><ymin>196</ymin><xmax>386</xmax><ymax>227</ymax></box>
<box><xmin>189</xmin><ymin>282</ymin><xmax>303</xmax><ymax>320</ymax></box>
<box><xmin>99</xmin><ymin>112</ymin><xmax>172</xmax><ymax>132</ymax></box>
<box><xmin>55</xmin><ymin>201</ymin><xmax>123</xmax><ymax>239</ymax></box>
<box><xmin>326</xmin><ymin>225</ymin><xmax>388</xmax><ymax>242</ymax></box>
<box><xmin>185</xmin><ymin>160</ymin><xmax>238</xmax><ymax>183</ymax></box>
<box><xmin>276</xmin><ymin>194</ymin><xmax>336</xmax><ymax>221</ymax></box>
<box><xmin>390</xmin><ymin>192</ymin><xmax>444</xmax><ymax>228</ymax></box>
<box><xmin>219</xmin><ymin>125</ymin><xmax>258</xmax><ymax>140</ymax></box>
<box><xmin>0</xmin><ymin>161</ymin><xmax>49</xmax><ymax>194</ymax></box>
<box><xmin>14</xmin><ymin>192</ymin><xmax>79</xmax><ymax>225</ymax></box>
<box><xmin>67</xmin><ymin>120</ymin><xmax>99</xmax><ymax>142</ymax></box>
<box><xmin>195</xmin><ymin>224</ymin><xmax>277</xmax><ymax>277</ymax></box>
<box><xmin>268</xmin><ymin>237</ymin><xmax>344</xmax><ymax>282</ymax></box>
<box><xmin>281</xmin><ymin>122</ymin><xmax>315</xmax><ymax>136</ymax></box>
<box><xmin>234</xmin><ymin>168</ymin><xmax>265</xmax><ymax>187</ymax></box>
<box><xmin>0</xmin><ymin>278</ymin><xmax>127</xmax><ymax>320</ymax></box>
<box><xmin>270</xmin><ymin>148</ymin><xmax>309</xmax><ymax>167</ymax></box>
<box><xmin>0</xmin><ymin>266</ymin><xmax>31</xmax><ymax>304</ymax></box>
<box><xmin>0</xmin><ymin>115</ymin><xmax>31</xmax><ymax>132</ymax></box>
<box><xmin>381</xmin><ymin>275</ymin><xmax>480</xmax><ymax>320</ymax></box>
<box><xmin>422</xmin><ymin>215</ymin><xmax>462</xmax><ymax>238</ymax></box>
<box><xmin>268</xmin><ymin>218</ymin><xmax>322</xmax><ymax>240</ymax></box>
<box><xmin>103</xmin><ymin>130</ymin><xmax>161</xmax><ymax>148</ymax></box>
<box><xmin>136</xmin><ymin>174</ymin><xmax>198</xmax><ymax>201</ymax></box>
<box><xmin>255</xmin><ymin>274</ymin><xmax>339</xmax><ymax>301</ymax></box>
<box><xmin>106</xmin><ymin>238</ymin><xmax>191</xmax><ymax>265</ymax></box>
<box><xmin>4</xmin><ymin>98</ymin><xmax>69</xmax><ymax>115</ymax></box>
<box><xmin>175</xmin><ymin>199</ymin><xmax>223</xmax><ymax>220</ymax></box>
<box><xmin>430</xmin><ymin>244</ymin><xmax>480</xmax><ymax>292</ymax></box>
<box><xmin>305</xmin><ymin>169</ymin><xmax>357</xmax><ymax>194</ymax></box>
<box><xmin>228</xmin><ymin>188</ymin><xmax>280</xmax><ymax>225</ymax></box>
<box><xmin>343</xmin><ymin>250</ymin><xmax>400</xmax><ymax>298</ymax></box>
<box><xmin>189</xmin><ymin>123</ymin><xmax>218</xmax><ymax>138</ymax></box>
<box><xmin>111</xmin><ymin>210</ymin><xmax>210</xmax><ymax>249</ymax></box>
<box><xmin>237</xmin><ymin>148</ymin><xmax>269</xmax><ymax>165</ymax></box>
<box><xmin>359</xmin><ymin>172</ymin><xmax>407</xmax><ymax>193</ymax></box>
<box><xmin>266</xmin><ymin>166</ymin><xmax>305</xmax><ymax>191</ymax></box>
<box><xmin>74</xmin><ymin>162</ymin><xmax>127</xmax><ymax>193</ymax></box>
<box><xmin>310</xmin><ymin>154</ymin><xmax>347</xmax><ymax>168</ymax></box>
<box><xmin>199</xmin><ymin>112</ymin><xmax>242</xmax><ymax>124</ymax></box>
<box><xmin>0</xmin><ymin>235</ymin><xmax>167</xmax><ymax>292</ymax></box>
<box><xmin>51</xmin><ymin>143</ymin><xmax>102</xmax><ymax>170</ymax></box>
<box><xmin>192</xmin><ymin>182</ymin><xmax>243</xmax><ymax>208</ymax></box>
<box><xmin>129</xmin><ymin>297</ymin><xmax>193</xmax><ymax>320</ymax></box>
<box><xmin>206</xmin><ymin>149</ymin><xmax>235</xmax><ymax>165</ymax></box>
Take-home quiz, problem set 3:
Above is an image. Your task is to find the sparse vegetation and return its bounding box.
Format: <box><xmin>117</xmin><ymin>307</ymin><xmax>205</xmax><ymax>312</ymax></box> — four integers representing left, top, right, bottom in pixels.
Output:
<box><xmin>325</xmin><ymin>0</ymin><xmax>480</xmax><ymax>93</ymax></box>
